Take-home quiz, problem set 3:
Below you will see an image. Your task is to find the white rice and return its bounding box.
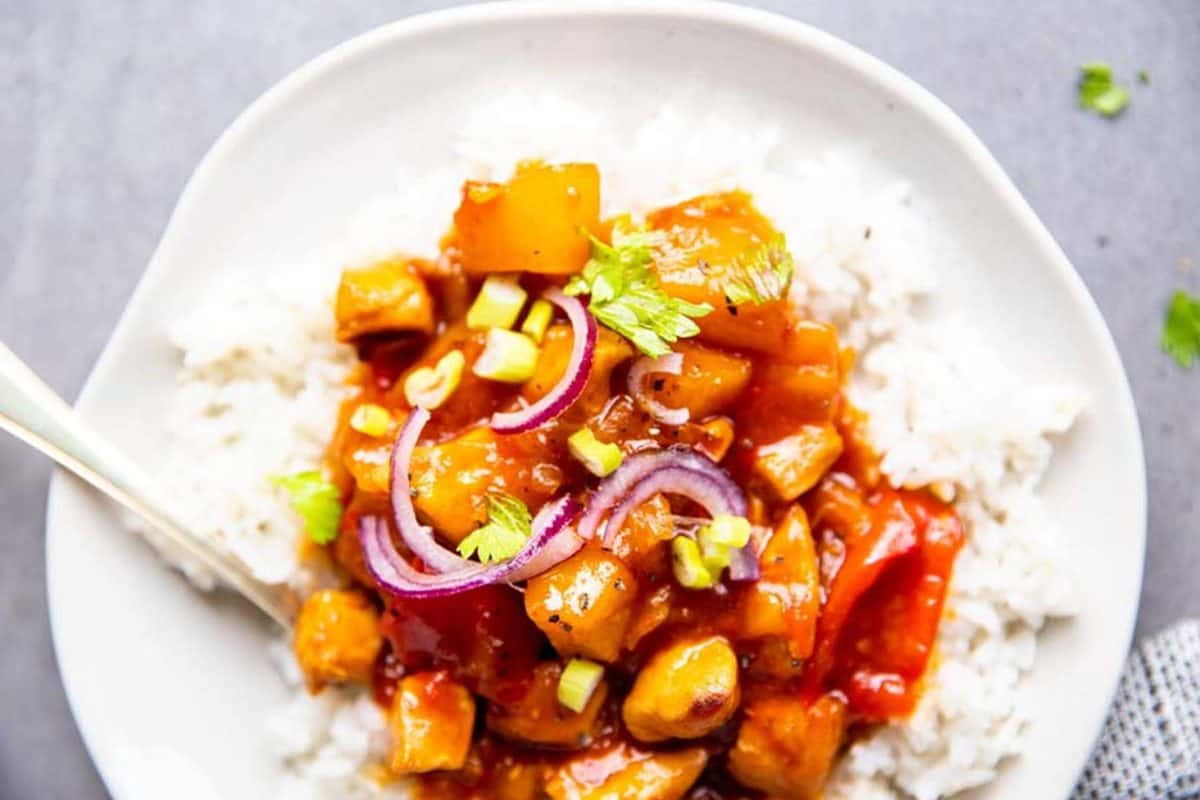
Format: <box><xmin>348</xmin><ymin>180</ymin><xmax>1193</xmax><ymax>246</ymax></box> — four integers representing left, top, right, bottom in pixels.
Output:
<box><xmin>140</xmin><ymin>94</ymin><xmax>1084</xmax><ymax>799</ymax></box>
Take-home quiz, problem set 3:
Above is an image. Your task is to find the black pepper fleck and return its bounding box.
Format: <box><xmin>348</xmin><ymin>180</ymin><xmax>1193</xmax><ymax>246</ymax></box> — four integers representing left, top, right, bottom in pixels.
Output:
<box><xmin>652</xmin><ymin>378</ymin><xmax>665</xmax><ymax>392</ymax></box>
<box><xmin>548</xmin><ymin>614</ymin><xmax>560</xmax><ymax>624</ymax></box>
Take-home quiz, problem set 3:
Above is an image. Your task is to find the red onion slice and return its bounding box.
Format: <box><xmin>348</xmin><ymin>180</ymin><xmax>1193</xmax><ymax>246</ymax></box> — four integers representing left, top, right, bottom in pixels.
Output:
<box><xmin>577</xmin><ymin>446</ymin><xmax>758</xmax><ymax>583</ymax></box>
<box><xmin>391</xmin><ymin>407</ymin><xmax>583</xmax><ymax>578</ymax></box>
<box><xmin>361</xmin><ymin>494</ymin><xmax>582</xmax><ymax>598</ymax></box>
<box><xmin>599</xmin><ymin>465</ymin><xmax>746</xmax><ymax>548</ymax></box>
<box><xmin>576</xmin><ymin>448</ymin><xmax>736</xmax><ymax>541</ymax></box>
<box><xmin>490</xmin><ymin>289</ymin><xmax>597</xmax><ymax>434</ymax></box>
<box><xmin>627</xmin><ymin>352</ymin><xmax>689</xmax><ymax>426</ymax></box>
<box><xmin>389</xmin><ymin>406</ymin><xmax>467</xmax><ymax>574</ymax></box>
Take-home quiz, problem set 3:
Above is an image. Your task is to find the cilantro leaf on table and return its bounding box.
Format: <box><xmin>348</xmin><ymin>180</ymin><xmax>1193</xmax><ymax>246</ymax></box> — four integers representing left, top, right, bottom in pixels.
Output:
<box><xmin>1162</xmin><ymin>289</ymin><xmax>1200</xmax><ymax>369</ymax></box>
<box><xmin>457</xmin><ymin>493</ymin><xmax>532</xmax><ymax>564</ymax></box>
<box><xmin>1078</xmin><ymin>62</ymin><xmax>1131</xmax><ymax>117</ymax></box>
<box><xmin>272</xmin><ymin>471</ymin><xmax>343</xmax><ymax>545</ymax></box>
<box><xmin>724</xmin><ymin>235</ymin><xmax>796</xmax><ymax>306</ymax></box>
<box><xmin>565</xmin><ymin>222</ymin><xmax>712</xmax><ymax>358</ymax></box>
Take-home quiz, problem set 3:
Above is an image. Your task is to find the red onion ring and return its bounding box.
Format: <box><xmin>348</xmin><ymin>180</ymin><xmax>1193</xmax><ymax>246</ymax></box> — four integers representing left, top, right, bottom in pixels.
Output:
<box><xmin>360</xmin><ymin>494</ymin><xmax>582</xmax><ymax>598</ymax></box>
<box><xmin>389</xmin><ymin>405</ymin><xmax>467</xmax><ymax>574</ymax></box>
<box><xmin>390</xmin><ymin>406</ymin><xmax>584</xmax><ymax>578</ymax></box>
<box><xmin>490</xmin><ymin>289</ymin><xmax>597</xmax><ymax>434</ymax></box>
<box><xmin>576</xmin><ymin>448</ymin><xmax>736</xmax><ymax>541</ymax></box>
<box><xmin>627</xmin><ymin>352</ymin><xmax>689</xmax><ymax>426</ymax></box>
<box><xmin>576</xmin><ymin>446</ymin><xmax>758</xmax><ymax>582</ymax></box>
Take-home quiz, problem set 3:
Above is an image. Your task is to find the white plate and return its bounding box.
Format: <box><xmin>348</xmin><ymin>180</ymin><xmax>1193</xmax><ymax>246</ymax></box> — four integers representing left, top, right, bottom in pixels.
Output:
<box><xmin>46</xmin><ymin>2</ymin><xmax>1146</xmax><ymax>798</ymax></box>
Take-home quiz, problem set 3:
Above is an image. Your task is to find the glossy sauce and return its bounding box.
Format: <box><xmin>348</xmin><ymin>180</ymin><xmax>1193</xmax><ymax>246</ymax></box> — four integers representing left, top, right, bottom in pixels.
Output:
<box><xmin>320</xmin><ymin>185</ymin><xmax>965</xmax><ymax>799</ymax></box>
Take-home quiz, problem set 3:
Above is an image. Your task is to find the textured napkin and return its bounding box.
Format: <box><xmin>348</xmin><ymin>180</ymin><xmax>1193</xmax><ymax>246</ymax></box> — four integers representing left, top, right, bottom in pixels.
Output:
<box><xmin>1073</xmin><ymin>620</ymin><xmax>1200</xmax><ymax>799</ymax></box>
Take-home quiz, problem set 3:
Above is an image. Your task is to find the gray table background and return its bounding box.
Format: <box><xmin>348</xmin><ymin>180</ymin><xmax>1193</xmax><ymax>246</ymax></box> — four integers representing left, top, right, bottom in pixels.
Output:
<box><xmin>2</xmin><ymin>1</ymin><xmax>1197</xmax><ymax>797</ymax></box>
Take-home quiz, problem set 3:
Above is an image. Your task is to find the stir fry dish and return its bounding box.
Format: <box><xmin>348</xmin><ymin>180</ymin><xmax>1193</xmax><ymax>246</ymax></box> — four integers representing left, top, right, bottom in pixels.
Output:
<box><xmin>287</xmin><ymin>162</ymin><xmax>964</xmax><ymax>799</ymax></box>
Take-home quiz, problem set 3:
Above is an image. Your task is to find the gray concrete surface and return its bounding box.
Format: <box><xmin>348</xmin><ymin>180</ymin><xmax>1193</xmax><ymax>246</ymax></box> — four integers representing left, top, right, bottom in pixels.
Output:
<box><xmin>1</xmin><ymin>1</ymin><xmax>1197</xmax><ymax>797</ymax></box>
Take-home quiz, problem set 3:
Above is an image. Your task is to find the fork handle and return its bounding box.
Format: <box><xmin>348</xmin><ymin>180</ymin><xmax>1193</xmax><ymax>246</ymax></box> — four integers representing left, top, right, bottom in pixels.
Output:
<box><xmin>0</xmin><ymin>340</ymin><xmax>292</xmax><ymax>628</ymax></box>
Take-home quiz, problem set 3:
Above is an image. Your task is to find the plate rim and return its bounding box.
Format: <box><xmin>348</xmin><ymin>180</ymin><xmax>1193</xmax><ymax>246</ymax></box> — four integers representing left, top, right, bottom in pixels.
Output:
<box><xmin>45</xmin><ymin>1</ymin><xmax>1148</xmax><ymax>797</ymax></box>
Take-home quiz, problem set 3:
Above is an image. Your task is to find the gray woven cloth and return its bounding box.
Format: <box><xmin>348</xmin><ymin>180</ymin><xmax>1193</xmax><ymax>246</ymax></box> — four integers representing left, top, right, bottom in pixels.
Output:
<box><xmin>1073</xmin><ymin>620</ymin><xmax>1200</xmax><ymax>799</ymax></box>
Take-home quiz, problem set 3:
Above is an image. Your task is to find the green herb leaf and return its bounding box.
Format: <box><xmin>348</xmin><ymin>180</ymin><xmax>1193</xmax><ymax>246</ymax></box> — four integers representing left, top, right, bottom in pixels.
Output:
<box><xmin>566</xmin><ymin>222</ymin><xmax>712</xmax><ymax>357</ymax></box>
<box><xmin>272</xmin><ymin>471</ymin><xmax>343</xmax><ymax>545</ymax></box>
<box><xmin>456</xmin><ymin>492</ymin><xmax>533</xmax><ymax>564</ymax></box>
<box><xmin>1162</xmin><ymin>289</ymin><xmax>1200</xmax><ymax>369</ymax></box>
<box><xmin>724</xmin><ymin>235</ymin><xmax>795</xmax><ymax>306</ymax></box>
<box><xmin>1078</xmin><ymin>62</ymin><xmax>1131</xmax><ymax>117</ymax></box>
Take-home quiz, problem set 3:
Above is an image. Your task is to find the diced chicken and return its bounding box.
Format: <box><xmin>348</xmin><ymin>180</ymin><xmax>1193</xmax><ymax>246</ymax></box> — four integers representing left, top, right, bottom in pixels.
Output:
<box><xmin>631</xmin><ymin>340</ymin><xmax>753</xmax><ymax>420</ymax></box>
<box><xmin>409</xmin><ymin>426</ymin><xmax>561</xmax><ymax>543</ymax></box>
<box><xmin>486</xmin><ymin>662</ymin><xmax>608</xmax><ymax>748</ymax></box>
<box><xmin>544</xmin><ymin>741</ymin><xmax>707</xmax><ymax>800</ymax></box>
<box><xmin>647</xmin><ymin>192</ymin><xmax>792</xmax><ymax>353</ymax></box>
<box><xmin>734</xmin><ymin>321</ymin><xmax>844</xmax><ymax>465</ymax></box>
<box><xmin>751</xmin><ymin>423</ymin><xmax>844</xmax><ymax>501</ymax></box>
<box><xmin>623</xmin><ymin>584</ymin><xmax>674</xmax><ymax>652</ymax></box>
<box><xmin>727</xmin><ymin>693</ymin><xmax>846</xmax><ymax>798</ymax></box>
<box><xmin>388</xmin><ymin>671</ymin><xmax>476</xmax><ymax>775</ymax></box>
<box><xmin>622</xmin><ymin>635</ymin><xmax>740</xmax><ymax>742</ymax></box>
<box><xmin>688</xmin><ymin>416</ymin><xmax>735</xmax><ymax>463</ymax></box>
<box><xmin>293</xmin><ymin>589</ymin><xmax>382</xmax><ymax>691</ymax></box>
<box><xmin>607</xmin><ymin>494</ymin><xmax>673</xmax><ymax>577</ymax></box>
<box><xmin>335</xmin><ymin>258</ymin><xmax>435</xmax><ymax>342</ymax></box>
<box><xmin>739</xmin><ymin>504</ymin><xmax>821</xmax><ymax>661</ymax></box>
<box><xmin>453</xmin><ymin>162</ymin><xmax>601</xmax><ymax>275</ymax></box>
<box><xmin>525</xmin><ymin>549</ymin><xmax>639</xmax><ymax>663</ymax></box>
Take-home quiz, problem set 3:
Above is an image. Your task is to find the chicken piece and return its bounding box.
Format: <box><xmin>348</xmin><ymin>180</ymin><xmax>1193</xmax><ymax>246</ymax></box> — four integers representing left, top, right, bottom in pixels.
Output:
<box><xmin>453</xmin><ymin>162</ymin><xmax>601</xmax><ymax>275</ymax></box>
<box><xmin>735</xmin><ymin>321</ymin><xmax>842</xmax><ymax>440</ymax></box>
<box><xmin>388</xmin><ymin>671</ymin><xmax>476</xmax><ymax>775</ymax></box>
<box><xmin>647</xmin><ymin>192</ymin><xmax>792</xmax><ymax>353</ymax></box>
<box><xmin>630</xmin><ymin>340</ymin><xmax>752</xmax><ymax>420</ymax></box>
<box><xmin>751</xmin><ymin>423</ymin><xmax>844</xmax><ymax>501</ymax></box>
<box><xmin>293</xmin><ymin>589</ymin><xmax>382</xmax><ymax>691</ymax></box>
<box><xmin>525</xmin><ymin>549</ymin><xmax>639</xmax><ymax>663</ymax></box>
<box><xmin>623</xmin><ymin>584</ymin><xmax>674</xmax><ymax>652</ymax></box>
<box><xmin>727</xmin><ymin>693</ymin><xmax>847</xmax><ymax>798</ymax></box>
<box><xmin>486</xmin><ymin>661</ymin><xmax>608</xmax><ymax>748</ymax></box>
<box><xmin>622</xmin><ymin>635</ymin><xmax>740</xmax><ymax>742</ymax></box>
<box><xmin>409</xmin><ymin>426</ymin><xmax>561</xmax><ymax>543</ymax></box>
<box><xmin>335</xmin><ymin>258</ymin><xmax>435</xmax><ymax>342</ymax></box>
<box><xmin>689</xmin><ymin>416</ymin><xmax>735</xmax><ymax>463</ymax></box>
<box><xmin>544</xmin><ymin>741</ymin><xmax>707</xmax><ymax>800</ymax></box>
<box><xmin>739</xmin><ymin>505</ymin><xmax>821</xmax><ymax>663</ymax></box>
<box><xmin>607</xmin><ymin>494</ymin><xmax>673</xmax><ymax>577</ymax></box>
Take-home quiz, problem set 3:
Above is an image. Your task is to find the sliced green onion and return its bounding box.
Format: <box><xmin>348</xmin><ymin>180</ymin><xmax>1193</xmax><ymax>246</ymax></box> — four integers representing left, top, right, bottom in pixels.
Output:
<box><xmin>472</xmin><ymin>329</ymin><xmax>539</xmax><ymax>383</ymax></box>
<box><xmin>567</xmin><ymin>427</ymin><xmax>623</xmax><ymax>477</ymax></box>
<box><xmin>467</xmin><ymin>276</ymin><xmax>528</xmax><ymax>331</ymax></box>
<box><xmin>699</xmin><ymin>536</ymin><xmax>733</xmax><ymax>574</ymax></box>
<box><xmin>404</xmin><ymin>350</ymin><xmax>465</xmax><ymax>409</ymax></box>
<box><xmin>519</xmin><ymin>298</ymin><xmax>554</xmax><ymax>344</ymax></box>
<box><xmin>698</xmin><ymin>515</ymin><xmax>751</xmax><ymax>549</ymax></box>
<box><xmin>348</xmin><ymin>403</ymin><xmax>392</xmax><ymax>437</ymax></box>
<box><xmin>557</xmin><ymin>658</ymin><xmax>605</xmax><ymax>713</ymax></box>
<box><xmin>672</xmin><ymin>536</ymin><xmax>716</xmax><ymax>590</ymax></box>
